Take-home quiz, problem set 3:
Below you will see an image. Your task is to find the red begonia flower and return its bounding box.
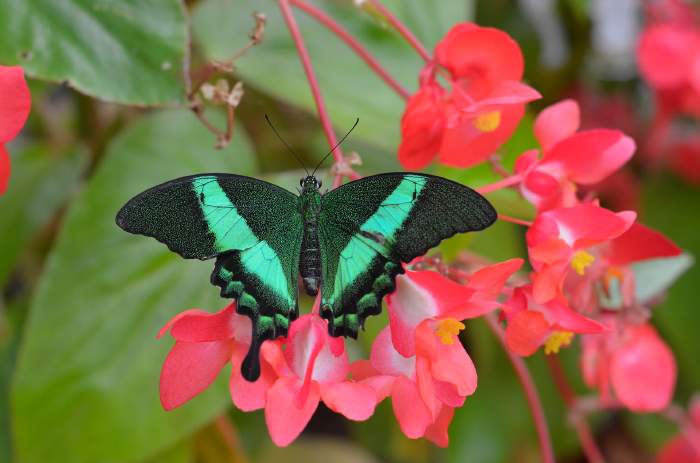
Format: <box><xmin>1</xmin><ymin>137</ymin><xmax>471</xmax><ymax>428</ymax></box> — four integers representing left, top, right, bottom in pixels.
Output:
<box><xmin>258</xmin><ymin>314</ymin><xmax>377</xmax><ymax>447</ymax></box>
<box><xmin>526</xmin><ymin>203</ymin><xmax>636</xmax><ymax>304</ymax></box>
<box><xmin>582</xmin><ymin>318</ymin><xmax>676</xmax><ymax>412</ymax></box>
<box><xmin>157</xmin><ymin>303</ymin><xmax>251</xmax><ymax>411</ymax></box>
<box><xmin>515</xmin><ymin>100</ymin><xmax>635</xmax><ymax>211</ymax></box>
<box><xmin>0</xmin><ymin>65</ymin><xmax>31</xmax><ymax>194</ymax></box>
<box><xmin>503</xmin><ymin>284</ymin><xmax>605</xmax><ymax>356</ymax></box>
<box><xmin>386</xmin><ymin>259</ymin><xmax>523</xmax><ymax>357</ymax></box>
<box><xmin>398</xmin><ymin>23</ymin><xmax>540</xmax><ymax>170</ymax></box>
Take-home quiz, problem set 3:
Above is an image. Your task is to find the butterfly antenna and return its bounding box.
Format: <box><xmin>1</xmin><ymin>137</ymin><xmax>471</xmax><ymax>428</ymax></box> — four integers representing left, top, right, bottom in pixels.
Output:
<box><xmin>312</xmin><ymin>118</ymin><xmax>359</xmax><ymax>177</ymax></box>
<box><xmin>264</xmin><ymin>114</ymin><xmax>309</xmax><ymax>175</ymax></box>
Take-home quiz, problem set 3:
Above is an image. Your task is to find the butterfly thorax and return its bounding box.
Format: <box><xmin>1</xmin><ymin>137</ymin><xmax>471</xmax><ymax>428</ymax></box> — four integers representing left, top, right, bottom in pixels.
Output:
<box><xmin>298</xmin><ymin>177</ymin><xmax>322</xmax><ymax>296</ymax></box>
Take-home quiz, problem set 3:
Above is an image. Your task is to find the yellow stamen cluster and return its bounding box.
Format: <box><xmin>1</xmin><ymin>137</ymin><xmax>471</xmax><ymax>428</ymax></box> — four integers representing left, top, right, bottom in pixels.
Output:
<box><xmin>473</xmin><ymin>111</ymin><xmax>502</xmax><ymax>132</ymax></box>
<box><xmin>544</xmin><ymin>331</ymin><xmax>574</xmax><ymax>354</ymax></box>
<box><xmin>571</xmin><ymin>250</ymin><xmax>595</xmax><ymax>276</ymax></box>
<box><xmin>435</xmin><ymin>318</ymin><xmax>466</xmax><ymax>345</ymax></box>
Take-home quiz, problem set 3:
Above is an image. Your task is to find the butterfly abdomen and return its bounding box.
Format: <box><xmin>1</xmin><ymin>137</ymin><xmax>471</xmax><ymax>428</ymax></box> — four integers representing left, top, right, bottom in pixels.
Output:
<box><xmin>299</xmin><ymin>189</ymin><xmax>322</xmax><ymax>296</ymax></box>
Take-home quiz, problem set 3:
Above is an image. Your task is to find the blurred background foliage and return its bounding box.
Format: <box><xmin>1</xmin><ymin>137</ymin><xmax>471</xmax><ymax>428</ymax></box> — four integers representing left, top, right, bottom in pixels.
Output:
<box><xmin>0</xmin><ymin>0</ymin><xmax>698</xmax><ymax>462</ymax></box>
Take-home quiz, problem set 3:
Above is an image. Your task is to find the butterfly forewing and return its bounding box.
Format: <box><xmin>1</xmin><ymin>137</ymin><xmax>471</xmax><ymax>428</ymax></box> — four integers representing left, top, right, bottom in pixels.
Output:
<box><xmin>117</xmin><ymin>174</ymin><xmax>303</xmax><ymax>380</ymax></box>
<box><xmin>318</xmin><ymin>173</ymin><xmax>496</xmax><ymax>337</ymax></box>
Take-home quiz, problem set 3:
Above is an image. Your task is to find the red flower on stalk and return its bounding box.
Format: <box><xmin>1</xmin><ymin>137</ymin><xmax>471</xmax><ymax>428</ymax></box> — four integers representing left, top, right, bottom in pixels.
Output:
<box><xmin>503</xmin><ymin>284</ymin><xmax>606</xmax><ymax>356</ymax></box>
<box><xmin>0</xmin><ymin>65</ymin><xmax>31</xmax><ymax>194</ymax></box>
<box><xmin>526</xmin><ymin>203</ymin><xmax>636</xmax><ymax>304</ymax></box>
<box><xmin>515</xmin><ymin>99</ymin><xmax>635</xmax><ymax>211</ymax></box>
<box><xmin>398</xmin><ymin>23</ymin><xmax>540</xmax><ymax>169</ymax></box>
<box><xmin>582</xmin><ymin>317</ymin><xmax>676</xmax><ymax>412</ymax></box>
<box><xmin>353</xmin><ymin>259</ymin><xmax>522</xmax><ymax>446</ymax></box>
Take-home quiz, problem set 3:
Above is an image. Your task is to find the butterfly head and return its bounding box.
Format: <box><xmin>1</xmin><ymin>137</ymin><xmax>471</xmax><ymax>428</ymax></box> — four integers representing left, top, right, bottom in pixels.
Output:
<box><xmin>300</xmin><ymin>175</ymin><xmax>322</xmax><ymax>192</ymax></box>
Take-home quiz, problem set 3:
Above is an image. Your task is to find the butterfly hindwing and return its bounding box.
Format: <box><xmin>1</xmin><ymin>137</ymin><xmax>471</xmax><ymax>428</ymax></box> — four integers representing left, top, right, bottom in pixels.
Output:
<box><xmin>116</xmin><ymin>174</ymin><xmax>303</xmax><ymax>380</ymax></box>
<box><xmin>318</xmin><ymin>173</ymin><xmax>496</xmax><ymax>337</ymax></box>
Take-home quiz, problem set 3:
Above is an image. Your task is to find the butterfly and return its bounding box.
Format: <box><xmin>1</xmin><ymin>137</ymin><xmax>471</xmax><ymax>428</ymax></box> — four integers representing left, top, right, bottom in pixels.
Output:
<box><xmin>117</xmin><ymin>170</ymin><xmax>496</xmax><ymax>381</ymax></box>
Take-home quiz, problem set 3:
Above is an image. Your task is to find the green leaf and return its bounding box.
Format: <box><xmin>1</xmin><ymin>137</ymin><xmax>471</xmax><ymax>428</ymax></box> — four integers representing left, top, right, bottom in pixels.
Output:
<box><xmin>0</xmin><ymin>146</ymin><xmax>87</xmax><ymax>286</ymax></box>
<box><xmin>0</xmin><ymin>0</ymin><xmax>187</xmax><ymax>106</ymax></box>
<box><xmin>11</xmin><ymin>110</ymin><xmax>257</xmax><ymax>463</ymax></box>
<box><xmin>633</xmin><ymin>253</ymin><xmax>694</xmax><ymax>305</ymax></box>
<box><xmin>193</xmin><ymin>0</ymin><xmax>472</xmax><ymax>151</ymax></box>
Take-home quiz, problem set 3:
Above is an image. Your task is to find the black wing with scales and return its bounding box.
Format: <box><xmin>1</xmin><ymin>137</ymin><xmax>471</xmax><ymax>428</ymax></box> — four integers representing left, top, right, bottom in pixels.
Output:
<box><xmin>116</xmin><ymin>174</ymin><xmax>303</xmax><ymax>380</ymax></box>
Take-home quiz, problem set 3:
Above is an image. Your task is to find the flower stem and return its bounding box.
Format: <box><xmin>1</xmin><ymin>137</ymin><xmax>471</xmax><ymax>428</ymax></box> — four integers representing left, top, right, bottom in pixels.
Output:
<box><xmin>484</xmin><ymin>313</ymin><xmax>556</xmax><ymax>463</ymax></box>
<box><xmin>215</xmin><ymin>415</ymin><xmax>250</xmax><ymax>463</ymax></box>
<box><xmin>290</xmin><ymin>0</ymin><xmax>411</xmax><ymax>100</ymax></box>
<box><xmin>278</xmin><ymin>0</ymin><xmax>343</xmax><ymax>166</ymax></box>
<box><xmin>498</xmin><ymin>214</ymin><xmax>533</xmax><ymax>227</ymax></box>
<box><xmin>365</xmin><ymin>0</ymin><xmax>431</xmax><ymax>62</ymax></box>
<box><xmin>546</xmin><ymin>355</ymin><xmax>606</xmax><ymax>463</ymax></box>
<box><xmin>476</xmin><ymin>174</ymin><xmax>523</xmax><ymax>195</ymax></box>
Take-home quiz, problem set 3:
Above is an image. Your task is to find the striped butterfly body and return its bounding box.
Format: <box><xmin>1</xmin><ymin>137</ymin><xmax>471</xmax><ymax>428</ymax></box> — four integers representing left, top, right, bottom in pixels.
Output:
<box><xmin>116</xmin><ymin>172</ymin><xmax>496</xmax><ymax>381</ymax></box>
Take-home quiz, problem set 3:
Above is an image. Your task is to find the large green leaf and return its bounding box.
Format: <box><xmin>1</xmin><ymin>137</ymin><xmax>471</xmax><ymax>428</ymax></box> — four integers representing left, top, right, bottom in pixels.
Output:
<box><xmin>193</xmin><ymin>0</ymin><xmax>472</xmax><ymax>151</ymax></box>
<box><xmin>0</xmin><ymin>0</ymin><xmax>187</xmax><ymax>106</ymax></box>
<box><xmin>11</xmin><ymin>110</ymin><xmax>257</xmax><ymax>463</ymax></box>
<box><xmin>0</xmin><ymin>146</ymin><xmax>87</xmax><ymax>286</ymax></box>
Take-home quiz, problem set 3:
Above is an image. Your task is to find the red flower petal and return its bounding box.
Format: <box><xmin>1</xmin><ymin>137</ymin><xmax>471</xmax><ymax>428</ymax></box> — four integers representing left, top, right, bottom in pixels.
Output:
<box><xmin>611</xmin><ymin>324</ymin><xmax>676</xmax><ymax>412</ymax></box>
<box><xmin>398</xmin><ymin>84</ymin><xmax>446</xmax><ymax>170</ymax></box>
<box><xmin>435</xmin><ymin>23</ymin><xmax>525</xmax><ymax>82</ymax></box>
<box><xmin>0</xmin><ymin>66</ymin><xmax>31</xmax><ymax>143</ymax></box>
<box><xmin>638</xmin><ymin>25</ymin><xmax>699</xmax><ymax>89</ymax></box>
<box><xmin>265</xmin><ymin>377</ymin><xmax>320</xmax><ymax>447</ymax></box>
<box><xmin>159</xmin><ymin>340</ymin><xmax>233</xmax><ymax>410</ymax></box>
<box><xmin>391</xmin><ymin>375</ymin><xmax>432</xmax><ymax>439</ymax></box>
<box><xmin>534</xmin><ymin>99</ymin><xmax>581</xmax><ymax>150</ymax></box>
<box><xmin>543</xmin><ymin>129</ymin><xmax>635</xmax><ymax>185</ymax></box>
<box><xmin>439</xmin><ymin>104</ymin><xmax>524</xmax><ymax>168</ymax></box>
<box><xmin>607</xmin><ymin>223</ymin><xmax>682</xmax><ymax>266</ymax></box>
<box><xmin>505</xmin><ymin>310</ymin><xmax>550</xmax><ymax>356</ymax></box>
<box><xmin>169</xmin><ymin>304</ymin><xmax>248</xmax><ymax>342</ymax></box>
<box><xmin>424</xmin><ymin>405</ymin><xmax>455</xmax><ymax>448</ymax></box>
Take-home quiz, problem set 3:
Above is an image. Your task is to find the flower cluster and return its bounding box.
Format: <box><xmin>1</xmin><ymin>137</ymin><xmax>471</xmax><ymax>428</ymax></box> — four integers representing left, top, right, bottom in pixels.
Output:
<box><xmin>0</xmin><ymin>65</ymin><xmax>31</xmax><ymax>194</ymax></box>
<box><xmin>637</xmin><ymin>0</ymin><xmax>700</xmax><ymax>183</ymax></box>
<box><xmin>156</xmin><ymin>16</ymin><xmax>691</xmax><ymax>455</ymax></box>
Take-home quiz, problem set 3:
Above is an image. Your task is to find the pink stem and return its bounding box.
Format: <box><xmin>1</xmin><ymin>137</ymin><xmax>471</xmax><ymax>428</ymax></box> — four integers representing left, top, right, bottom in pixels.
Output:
<box><xmin>485</xmin><ymin>313</ymin><xmax>556</xmax><ymax>463</ymax></box>
<box><xmin>476</xmin><ymin>174</ymin><xmax>523</xmax><ymax>195</ymax></box>
<box><xmin>498</xmin><ymin>213</ymin><xmax>533</xmax><ymax>227</ymax></box>
<box><xmin>545</xmin><ymin>355</ymin><xmax>606</xmax><ymax>463</ymax></box>
<box><xmin>278</xmin><ymin>0</ymin><xmax>343</xmax><ymax>166</ymax></box>
<box><xmin>290</xmin><ymin>0</ymin><xmax>411</xmax><ymax>100</ymax></box>
<box><xmin>366</xmin><ymin>0</ymin><xmax>432</xmax><ymax>62</ymax></box>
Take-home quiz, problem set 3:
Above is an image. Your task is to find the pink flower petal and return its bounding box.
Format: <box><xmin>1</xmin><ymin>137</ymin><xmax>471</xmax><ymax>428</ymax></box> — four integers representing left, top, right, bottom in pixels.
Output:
<box><xmin>230</xmin><ymin>342</ymin><xmax>277</xmax><ymax>412</ymax></box>
<box><xmin>320</xmin><ymin>381</ymin><xmax>377</xmax><ymax>421</ymax></box>
<box><xmin>170</xmin><ymin>304</ymin><xmax>249</xmax><ymax>343</ymax></box>
<box><xmin>544</xmin><ymin>130</ymin><xmax>635</xmax><ymax>185</ymax></box>
<box><xmin>265</xmin><ymin>377</ymin><xmax>320</xmax><ymax>447</ymax></box>
<box><xmin>159</xmin><ymin>340</ymin><xmax>233</xmax><ymax>410</ymax></box>
<box><xmin>350</xmin><ymin>360</ymin><xmax>395</xmax><ymax>400</ymax></box>
<box><xmin>611</xmin><ymin>324</ymin><xmax>676</xmax><ymax>412</ymax></box>
<box><xmin>466</xmin><ymin>258</ymin><xmax>524</xmax><ymax>302</ymax></box>
<box><xmin>371</xmin><ymin>327</ymin><xmax>416</xmax><ymax>378</ymax></box>
<box><xmin>534</xmin><ymin>99</ymin><xmax>580</xmax><ymax>150</ymax></box>
<box><xmin>398</xmin><ymin>84</ymin><xmax>446</xmax><ymax>170</ymax></box>
<box><xmin>424</xmin><ymin>406</ymin><xmax>455</xmax><ymax>448</ymax></box>
<box><xmin>430</xmin><ymin>339</ymin><xmax>478</xmax><ymax>397</ymax></box>
<box><xmin>391</xmin><ymin>375</ymin><xmax>432</xmax><ymax>439</ymax></box>
<box><xmin>0</xmin><ymin>66</ymin><xmax>31</xmax><ymax>143</ymax></box>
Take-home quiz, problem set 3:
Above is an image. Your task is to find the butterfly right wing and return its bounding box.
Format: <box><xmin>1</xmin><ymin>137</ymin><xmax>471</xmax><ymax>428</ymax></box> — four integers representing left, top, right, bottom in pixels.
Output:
<box><xmin>116</xmin><ymin>173</ymin><xmax>303</xmax><ymax>380</ymax></box>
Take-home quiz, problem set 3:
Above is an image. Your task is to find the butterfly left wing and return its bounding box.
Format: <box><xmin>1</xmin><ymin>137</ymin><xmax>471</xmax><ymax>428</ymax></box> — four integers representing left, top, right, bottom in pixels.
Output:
<box><xmin>116</xmin><ymin>173</ymin><xmax>303</xmax><ymax>380</ymax></box>
<box><xmin>318</xmin><ymin>173</ymin><xmax>496</xmax><ymax>337</ymax></box>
